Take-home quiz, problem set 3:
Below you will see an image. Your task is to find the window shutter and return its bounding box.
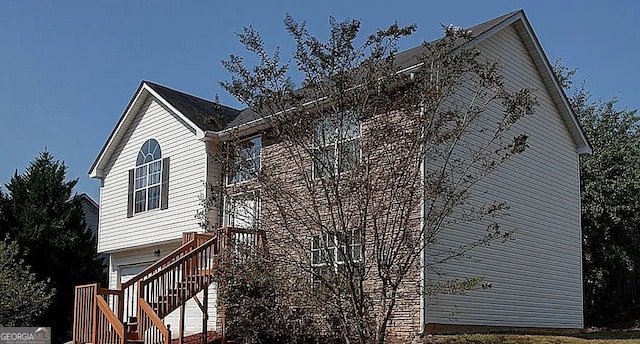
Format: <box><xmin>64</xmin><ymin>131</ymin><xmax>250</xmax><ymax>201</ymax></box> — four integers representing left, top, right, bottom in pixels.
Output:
<box><xmin>160</xmin><ymin>157</ymin><xmax>170</xmax><ymax>210</ymax></box>
<box><xmin>127</xmin><ymin>169</ymin><xmax>134</xmax><ymax>218</ymax></box>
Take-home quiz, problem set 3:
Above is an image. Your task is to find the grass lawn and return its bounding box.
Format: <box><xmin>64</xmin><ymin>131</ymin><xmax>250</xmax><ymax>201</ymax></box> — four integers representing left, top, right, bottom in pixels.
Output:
<box><xmin>424</xmin><ymin>332</ymin><xmax>640</xmax><ymax>343</ymax></box>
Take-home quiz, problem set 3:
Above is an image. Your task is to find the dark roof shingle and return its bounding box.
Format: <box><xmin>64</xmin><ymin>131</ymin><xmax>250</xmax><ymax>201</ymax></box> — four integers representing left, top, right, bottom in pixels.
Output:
<box><xmin>145</xmin><ymin>81</ymin><xmax>240</xmax><ymax>131</ymax></box>
<box><xmin>393</xmin><ymin>10</ymin><xmax>521</xmax><ymax>71</ymax></box>
<box><xmin>146</xmin><ymin>10</ymin><xmax>522</xmax><ymax>131</ymax></box>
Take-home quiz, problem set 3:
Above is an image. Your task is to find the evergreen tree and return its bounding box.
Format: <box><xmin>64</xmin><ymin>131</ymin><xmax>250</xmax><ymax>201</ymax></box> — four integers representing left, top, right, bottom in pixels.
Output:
<box><xmin>0</xmin><ymin>152</ymin><xmax>106</xmax><ymax>342</ymax></box>
<box><xmin>576</xmin><ymin>94</ymin><xmax>640</xmax><ymax>323</ymax></box>
<box><xmin>0</xmin><ymin>239</ymin><xmax>54</xmax><ymax>326</ymax></box>
<box><xmin>555</xmin><ymin>62</ymin><xmax>640</xmax><ymax>324</ymax></box>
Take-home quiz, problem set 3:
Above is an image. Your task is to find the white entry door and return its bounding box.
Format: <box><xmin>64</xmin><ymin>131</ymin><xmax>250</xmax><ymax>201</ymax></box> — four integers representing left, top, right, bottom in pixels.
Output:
<box><xmin>224</xmin><ymin>192</ymin><xmax>259</xmax><ymax>229</ymax></box>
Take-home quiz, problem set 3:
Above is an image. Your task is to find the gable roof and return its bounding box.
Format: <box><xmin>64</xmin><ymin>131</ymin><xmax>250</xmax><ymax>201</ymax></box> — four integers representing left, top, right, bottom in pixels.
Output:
<box><xmin>144</xmin><ymin>81</ymin><xmax>240</xmax><ymax>131</ymax></box>
<box><xmin>90</xmin><ymin>10</ymin><xmax>591</xmax><ymax>179</ymax></box>
<box><xmin>470</xmin><ymin>10</ymin><xmax>591</xmax><ymax>154</ymax></box>
<box><xmin>89</xmin><ymin>81</ymin><xmax>240</xmax><ymax>178</ymax></box>
<box><xmin>393</xmin><ymin>10</ymin><xmax>521</xmax><ymax>71</ymax></box>
<box><xmin>215</xmin><ymin>10</ymin><xmax>591</xmax><ymax>154</ymax></box>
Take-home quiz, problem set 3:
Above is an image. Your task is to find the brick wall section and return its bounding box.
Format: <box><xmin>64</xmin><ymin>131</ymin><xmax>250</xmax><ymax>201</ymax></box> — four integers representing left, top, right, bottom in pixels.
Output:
<box><xmin>220</xmin><ymin>109</ymin><xmax>427</xmax><ymax>342</ymax></box>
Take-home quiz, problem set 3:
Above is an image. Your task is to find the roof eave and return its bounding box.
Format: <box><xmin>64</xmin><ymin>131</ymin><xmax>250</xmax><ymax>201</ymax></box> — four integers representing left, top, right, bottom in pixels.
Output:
<box><xmin>89</xmin><ymin>82</ymin><xmax>207</xmax><ymax>179</ymax></box>
<box><xmin>77</xmin><ymin>193</ymin><xmax>99</xmax><ymax>209</ymax></box>
<box><xmin>465</xmin><ymin>11</ymin><xmax>592</xmax><ymax>155</ymax></box>
<box><xmin>89</xmin><ymin>82</ymin><xmax>147</xmax><ymax>179</ymax></box>
<box><xmin>195</xmin><ymin>11</ymin><xmax>593</xmax><ymax>156</ymax></box>
<box><xmin>515</xmin><ymin>12</ymin><xmax>592</xmax><ymax>155</ymax></box>
<box><xmin>203</xmin><ymin>116</ymin><xmax>271</xmax><ymax>141</ymax></box>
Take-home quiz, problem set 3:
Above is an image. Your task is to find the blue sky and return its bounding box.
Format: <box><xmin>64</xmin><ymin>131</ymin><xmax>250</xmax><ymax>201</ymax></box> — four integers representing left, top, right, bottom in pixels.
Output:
<box><xmin>0</xmin><ymin>1</ymin><xmax>638</xmax><ymax>201</ymax></box>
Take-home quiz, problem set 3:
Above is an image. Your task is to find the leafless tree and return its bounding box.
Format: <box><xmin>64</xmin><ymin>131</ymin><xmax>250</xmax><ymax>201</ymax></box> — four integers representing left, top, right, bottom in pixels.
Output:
<box><xmin>212</xmin><ymin>16</ymin><xmax>536</xmax><ymax>344</ymax></box>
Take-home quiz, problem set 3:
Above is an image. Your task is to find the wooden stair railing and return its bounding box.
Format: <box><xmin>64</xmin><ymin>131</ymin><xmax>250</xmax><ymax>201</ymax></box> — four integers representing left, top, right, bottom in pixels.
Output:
<box><xmin>138</xmin><ymin>234</ymin><xmax>220</xmax><ymax>319</ymax></box>
<box><xmin>72</xmin><ymin>228</ymin><xmax>265</xmax><ymax>344</ymax></box>
<box><xmin>137</xmin><ymin>298</ymin><xmax>171</xmax><ymax>344</ymax></box>
<box><xmin>72</xmin><ymin>283</ymin><xmax>124</xmax><ymax>344</ymax></box>
<box><xmin>73</xmin><ymin>284</ymin><xmax>97</xmax><ymax>344</ymax></box>
<box><xmin>119</xmin><ymin>232</ymin><xmax>215</xmax><ymax>324</ymax></box>
<box><xmin>95</xmin><ymin>296</ymin><xmax>125</xmax><ymax>344</ymax></box>
<box><xmin>225</xmin><ymin>227</ymin><xmax>265</xmax><ymax>262</ymax></box>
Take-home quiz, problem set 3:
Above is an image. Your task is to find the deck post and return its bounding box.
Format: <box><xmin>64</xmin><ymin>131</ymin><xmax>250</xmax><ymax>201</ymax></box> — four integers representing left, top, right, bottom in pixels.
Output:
<box><xmin>91</xmin><ymin>284</ymin><xmax>98</xmax><ymax>344</ymax></box>
<box><xmin>202</xmin><ymin>286</ymin><xmax>208</xmax><ymax>344</ymax></box>
<box><xmin>179</xmin><ymin>304</ymin><xmax>185</xmax><ymax>344</ymax></box>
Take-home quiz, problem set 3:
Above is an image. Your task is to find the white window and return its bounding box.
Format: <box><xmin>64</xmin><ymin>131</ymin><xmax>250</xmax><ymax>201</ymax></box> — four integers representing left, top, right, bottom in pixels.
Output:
<box><xmin>134</xmin><ymin>139</ymin><xmax>162</xmax><ymax>213</ymax></box>
<box><xmin>311</xmin><ymin>229</ymin><xmax>363</xmax><ymax>288</ymax></box>
<box><xmin>311</xmin><ymin>229</ymin><xmax>362</xmax><ymax>268</ymax></box>
<box><xmin>312</xmin><ymin>113</ymin><xmax>361</xmax><ymax>178</ymax></box>
<box><xmin>225</xmin><ymin>191</ymin><xmax>260</xmax><ymax>229</ymax></box>
<box><xmin>227</xmin><ymin>136</ymin><xmax>262</xmax><ymax>184</ymax></box>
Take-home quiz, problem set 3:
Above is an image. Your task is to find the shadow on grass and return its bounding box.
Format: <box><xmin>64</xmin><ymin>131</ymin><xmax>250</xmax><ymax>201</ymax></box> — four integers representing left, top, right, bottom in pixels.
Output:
<box><xmin>425</xmin><ymin>331</ymin><xmax>640</xmax><ymax>344</ymax></box>
<box><xmin>577</xmin><ymin>330</ymin><xmax>640</xmax><ymax>340</ymax></box>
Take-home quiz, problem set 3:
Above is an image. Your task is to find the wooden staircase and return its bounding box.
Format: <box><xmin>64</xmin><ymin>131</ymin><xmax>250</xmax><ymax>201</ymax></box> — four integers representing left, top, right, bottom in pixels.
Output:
<box><xmin>72</xmin><ymin>227</ymin><xmax>264</xmax><ymax>344</ymax></box>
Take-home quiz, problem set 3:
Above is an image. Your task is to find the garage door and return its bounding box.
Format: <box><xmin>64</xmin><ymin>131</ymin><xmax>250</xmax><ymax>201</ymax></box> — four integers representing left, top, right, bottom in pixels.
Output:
<box><xmin>120</xmin><ymin>264</ymin><xmax>149</xmax><ymax>323</ymax></box>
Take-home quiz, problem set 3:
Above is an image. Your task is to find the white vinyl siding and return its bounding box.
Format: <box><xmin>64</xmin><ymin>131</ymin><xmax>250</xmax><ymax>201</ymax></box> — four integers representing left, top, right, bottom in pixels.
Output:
<box><xmin>98</xmin><ymin>97</ymin><xmax>207</xmax><ymax>252</ymax></box>
<box><xmin>425</xmin><ymin>25</ymin><xmax>583</xmax><ymax>329</ymax></box>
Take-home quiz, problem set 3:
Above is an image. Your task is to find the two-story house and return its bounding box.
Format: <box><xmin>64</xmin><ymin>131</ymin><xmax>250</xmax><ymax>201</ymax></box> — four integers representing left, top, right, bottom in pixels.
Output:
<box><xmin>73</xmin><ymin>10</ymin><xmax>590</xmax><ymax>344</ymax></box>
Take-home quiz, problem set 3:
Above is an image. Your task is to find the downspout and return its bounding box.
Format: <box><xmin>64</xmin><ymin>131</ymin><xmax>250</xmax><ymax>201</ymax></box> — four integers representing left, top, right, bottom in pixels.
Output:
<box><xmin>200</xmin><ymin>132</ymin><xmax>228</xmax><ymax>338</ymax></box>
<box><xmin>419</xmin><ymin>102</ymin><xmax>427</xmax><ymax>335</ymax></box>
<box><xmin>576</xmin><ymin>153</ymin><xmax>585</xmax><ymax>329</ymax></box>
<box><xmin>419</xmin><ymin>169</ymin><xmax>426</xmax><ymax>335</ymax></box>
<box><xmin>200</xmin><ymin>133</ymin><xmax>225</xmax><ymax>230</ymax></box>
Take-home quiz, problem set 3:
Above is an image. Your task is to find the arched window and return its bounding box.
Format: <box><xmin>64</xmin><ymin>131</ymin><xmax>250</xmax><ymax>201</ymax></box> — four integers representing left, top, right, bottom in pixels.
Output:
<box><xmin>137</xmin><ymin>138</ymin><xmax>162</xmax><ymax>165</ymax></box>
<box><xmin>127</xmin><ymin>139</ymin><xmax>169</xmax><ymax>216</ymax></box>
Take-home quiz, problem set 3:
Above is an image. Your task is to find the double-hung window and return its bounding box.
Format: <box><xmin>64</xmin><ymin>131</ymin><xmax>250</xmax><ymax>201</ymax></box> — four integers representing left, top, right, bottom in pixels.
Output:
<box><xmin>311</xmin><ymin>229</ymin><xmax>363</xmax><ymax>268</ymax></box>
<box><xmin>313</xmin><ymin>113</ymin><xmax>361</xmax><ymax>179</ymax></box>
<box><xmin>311</xmin><ymin>229</ymin><xmax>363</xmax><ymax>288</ymax></box>
<box><xmin>126</xmin><ymin>138</ymin><xmax>169</xmax><ymax>217</ymax></box>
<box><xmin>227</xmin><ymin>136</ymin><xmax>262</xmax><ymax>184</ymax></box>
<box><xmin>134</xmin><ymin>139</ymin><xmax>162</xmax><ymax>213</ymax></box>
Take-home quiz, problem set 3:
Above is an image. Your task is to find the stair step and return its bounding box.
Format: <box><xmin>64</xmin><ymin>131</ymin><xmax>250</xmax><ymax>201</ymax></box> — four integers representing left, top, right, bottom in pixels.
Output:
<box><xmin>125</xmin><ymin>331</ymin><xmax>139</xmax><ymax>341</ymax></box>
<box><xmin>174</xmin><ymin>280</ymin><xmax>212</xmax><ymax>290</ymax></box>
<box><xmin>135</xmin><ymin>273</ymin><xmax>215</xmax><ymax>318</ymax></box>
<box><xmin>125</xmin><ymin>316</ymin><xmax>138</xmax><ymax>333</ymax></box>
<box><xmin>168</xmin><ymin>286</ymin><xmax>200</xmax><ymax>296</ymax></box>
<box><xmin>198</xmin><ymin>268</ymin><xmax>216</xmax><ymax>276</ymax></box>
<box><xmin>148</xmin><ymin>302</ymin><xmax>167</xmax><ymax>312</ymax></box>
